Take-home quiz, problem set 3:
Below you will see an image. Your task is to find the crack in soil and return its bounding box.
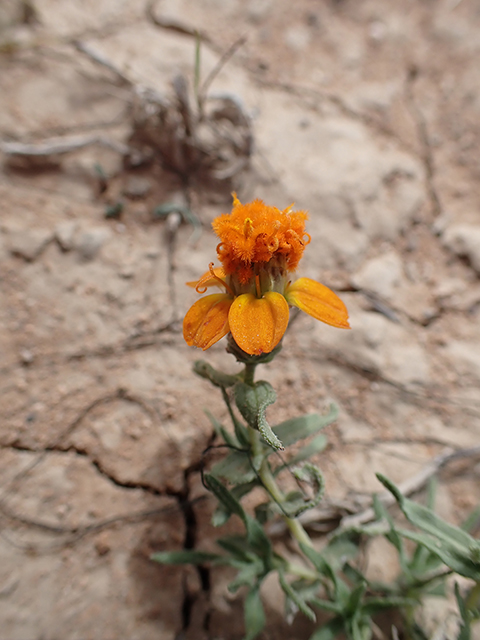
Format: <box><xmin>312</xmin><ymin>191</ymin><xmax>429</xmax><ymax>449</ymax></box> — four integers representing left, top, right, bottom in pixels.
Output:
<box><xmin>255</xmin><ymin>77</ymin><xmax>418</xmax><ymax>157</ymax></box>
<box><xmin>4</xmin><ymin>441</ymin><xmax>165</xmax><ymax>496</ymax></box>
<box><xmin>3</xmin><ymin>434</ymin><xmax>217</xmax><ymax>633</ymax></box>
<box><xmin>0</xmin><ymin>323</ymin><xmax>181</xmax><ymax>376</ymax></box>
<box><xmin>166</xmin><ymin>442</ymin><xmax>215</xmax><ymax>638</ymax></box>
<box><xmin>0</xmin><ymin>441</ymin><xmax>211</xmax><ymax>557</ymax></box>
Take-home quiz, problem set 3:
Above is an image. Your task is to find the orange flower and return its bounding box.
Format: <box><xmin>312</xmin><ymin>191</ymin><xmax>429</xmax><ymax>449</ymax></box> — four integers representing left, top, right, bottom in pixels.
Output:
<box><xmin>183</xmin><ymin>195</ymin><xmax>350</xmax><ymax>356</ymax></box>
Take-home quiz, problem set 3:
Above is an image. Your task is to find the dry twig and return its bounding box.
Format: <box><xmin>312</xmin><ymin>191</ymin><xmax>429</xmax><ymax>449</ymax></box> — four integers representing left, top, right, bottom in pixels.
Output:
<box><xmin>0</xmin><ymin>135</ymin><xmax>130</xmax><ymax>158</ymax></box>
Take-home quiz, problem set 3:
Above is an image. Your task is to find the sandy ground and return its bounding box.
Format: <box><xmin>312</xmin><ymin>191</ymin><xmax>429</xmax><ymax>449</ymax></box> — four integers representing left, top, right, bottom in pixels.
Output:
<box><xmin>0</xmin><ymin>1</ymin><xmax>479</xmax><ymax>638</ymax></box>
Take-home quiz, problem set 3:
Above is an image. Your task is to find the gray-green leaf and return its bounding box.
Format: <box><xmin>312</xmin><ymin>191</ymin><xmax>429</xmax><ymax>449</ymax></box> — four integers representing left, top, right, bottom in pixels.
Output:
<box><xmin>234</xmin><ymin>380</ymin><xmax>283</xmax><ymax>450</ymax></box>
<box><xmin>194</xmin><ymin>360</ymin><xmax>239</xmax><ymax>388</ymax></box>
<box><xmin>211</xmin><ymin>450</ymin><xmax>256</xmax><ymax>484</ymax></box>
<box><xmin>273</xmin><ymin>405</ymin><xmax>338</xmax><ymax>447</ymax></box>
<box><xmin>279</xmin><ymin>570</ymin><xmax>316</xmax><ymax>622</ymax></box>
<box><xmin>244</xmin><ymin>585</ymin><xmax>266</xmax><ymax>640</ymax></box>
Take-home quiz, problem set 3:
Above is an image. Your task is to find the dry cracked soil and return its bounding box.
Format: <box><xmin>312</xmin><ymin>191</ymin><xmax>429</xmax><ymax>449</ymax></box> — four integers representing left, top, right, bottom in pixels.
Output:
<box><xmin>0</xmin><ymin>1</ymin><xmax>480</xmax><ymax>639</ymax></box>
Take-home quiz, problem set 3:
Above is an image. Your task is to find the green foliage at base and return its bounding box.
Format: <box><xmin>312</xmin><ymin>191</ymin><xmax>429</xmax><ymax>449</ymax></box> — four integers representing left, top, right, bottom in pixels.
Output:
<box><xmin>152</xmin><ymin>359</ymin><xmax>480</xmax><ymax>640</ymax></box>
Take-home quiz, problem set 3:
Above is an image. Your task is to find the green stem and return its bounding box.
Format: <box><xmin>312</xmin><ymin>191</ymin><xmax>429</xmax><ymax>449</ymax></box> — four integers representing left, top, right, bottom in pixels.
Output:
<box><xmin>221</xmin><ymin>388</ymin><xmax>241</xmax><ymax>430</ymax></box>
<box><xmin>240</xmin><ymin>364</ymin><xmax>314</xmax><ymax>550</ymax></box>
<box><xmin>287</xmin><ymin>562</ymin><xmax>318</xmax><ymax>582</ymax></box>
<box><xmin>248</xmin><ymin>427</ymin><xmax>313</xmax><ymax>549</ymax></box>
<box><xmin>466</xmin><ymin>581</ymin><xmax>480</xmax><ymax>612</ymax></box>
<box><xmin>243</xmin><ymin>363</ymin><xmax>257</xmax><ymax>386</ymax></box>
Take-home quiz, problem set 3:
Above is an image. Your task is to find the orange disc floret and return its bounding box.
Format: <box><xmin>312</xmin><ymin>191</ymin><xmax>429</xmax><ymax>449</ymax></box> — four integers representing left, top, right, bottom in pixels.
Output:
<box><xmin>212</xmin><ymin>195</ymin><xmax>309</xmax><ymax>284</ymax></box>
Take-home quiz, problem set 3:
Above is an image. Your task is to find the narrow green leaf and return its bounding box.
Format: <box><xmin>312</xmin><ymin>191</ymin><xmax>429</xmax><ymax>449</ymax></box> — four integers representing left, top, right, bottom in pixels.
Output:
<box><xmin>218</xmin><ymin>386</ymin><xmax>250</xmax><ymax>447</ymax></box>
<box><xmin>377</xmin><ymin>474</ymin><xmax>479</xmax><ymax>555</ymax></box>
<box><xmin>290</xmin><ymin>579</ymin><xmax>323</xmax><ymax>603</ymax></box>
<box><xmin>300</xmin><ymin>542</ymin><xmax>335</xmax><ymax>577</ymax></box>
<box><xmin>310</xmin><ymin>598</ymin><xmax>342</xmax><ymax>614</ymax></box>
<box><xmin>462</xmin><ymin>504</ymin><xmax>480</xmax><ymax>534</ymax></box>
<box><xmin>455</xmin><ymin>582</ymin><xmax>471</xmax><ymax>640</ymax></box>
<box><xmin>217</xmin><ymin>535</ymin><xmax>254</xmax><ymax>561</ymax></box>
<box><xmin>244</xmin><ymin>585</ymin><xmax>266</xmax><ymax>640</ymax></box>
<box><xmin>309</xmin><ymin>616</ymin><xmax>344</xmax><ymax>640</ymax></box>
<box><xmin>410</xmin><ymin>539</ymin><xmax>443</xmax><ymax>577</ymax></box>
<box><xmin>228</xmin><ymin>558</ymin><xmax>264</xmax><ymax>592</ymax></box>
<box><xmin>274</xmin><ymin>405</ymin><xmax>338</xmax><ymax>446</ymax></box>
<box><xmin>343</xmin><ymin>564</ymin><xmax>366</xmax><ymax>588</ymax></box>
<box><xmin>376</xmin><ymin>474</ymin><xmax>404</xmax><ymax>503</ymax></box>
<box><xmin>362</xmin><ymin>596</ymin><xmax>418</xmax><ymax>615</ymax></box>
<box><xmin>348</xmin><ymin>616</ymin><xmax>372</xmax><ymax>640</ymax></box>
<box><xmin>322</xmin><ymin>532</ymin><xmax>360</xmax><ymax>570</ymax></box>
<box><xmin>203</xmin><ymin>473</ymin><xmax>247</xmax><ymax>525</ymax></box>
<box><xmin>246</xmin><ymin>516</ymin><xmax>274</xmax><ymax>566</ymax></box>
<box><xmin>151</xmin><ymin>550</ymin><xmax>223</xmax><ymax>565</ymax></box>
<box><xmin>278</xmin><ymin>569</ymin><xmax>316</xmax><ymax>622</ymax></box>
<box><xmin>300</xmin><ymin>542</ymin><xmax>350</xmax><ymax>604</ymax></box>
<box><xmin>280</xmin><ymin>434</ymin><xmax>328</xmax><ymax>469</ymax></box>
<box><xmin>345</xmin><ymin>582</ymin><xmax>366</xmax><ymax>617</ymax></box>
<box><xmin>194</xmin><ymin>360</ymin><xmax>238</xmax><ymax>388</ymax></box>
<box><xmin>372</xmin><ymin>494</ymin><xmax>409</xmax><ymax>571</ymax></box>
<box><xmin>398</xmin><ymin>527</ymin><xmax>480</xmax><ymax>580</ymax></box>
<box><xmin>205</xmin><ymin>410</ymin><xmax>238</xmax><ymax>448</ymax></box>
<box><xmin>254</xmin><ymin>501</ymin><xmax>274</xmax><ymax>525</ymax></box>
<box><xmin>426</xmin><ymin>582</ymin><xmax>447</xmax><ymax>597</ymax></box>
<box><xmin>211</xmin><ymin>450</ymin><xmax>256</xmax><ymax>483</ymax></box>
<box><xmin>212</xmin><ymin>508</ymin><xmax>230</xmax><ymax>528</ymax></box>
<box><xmin>233</xmin><ymin>417</ymin><xmax>250</xmax><ymax>448</ymax></box>
<box><xmin>212</xmin><ymin>482</ymin><xmax>259</xmax><ymax>527</ymax></box>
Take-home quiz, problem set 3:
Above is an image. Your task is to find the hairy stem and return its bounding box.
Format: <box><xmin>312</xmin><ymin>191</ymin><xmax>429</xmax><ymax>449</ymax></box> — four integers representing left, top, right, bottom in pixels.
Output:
<box><xmin>242</xmin><ymin>363</ymin><xmax>313</xmax><ymax>547</ymax></box>
<box><xmin>248</xmin><ymin>427</ymin><xmax>313</xmax><ymax>549</ymax></box>
<box><xmin>243</xmin><ymin>363</ymin><xmax>257</xmax><ymax>386</ymax></box>
<box><xmin>286</xmin><ymin>562</ymin><xmax>318</xmax><ymax>581</ymax></box>
<box><xmin>221</xmin><ymin>387</ymin><xmax>244</xmax><ymax>433</ymax></box>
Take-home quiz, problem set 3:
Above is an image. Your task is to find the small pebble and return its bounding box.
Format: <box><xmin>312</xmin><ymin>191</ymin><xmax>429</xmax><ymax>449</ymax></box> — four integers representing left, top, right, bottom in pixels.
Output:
<box><xmin>20</xmin><ymin>348</ymin><xmax>34</xmax><ymax>365</ymax></box>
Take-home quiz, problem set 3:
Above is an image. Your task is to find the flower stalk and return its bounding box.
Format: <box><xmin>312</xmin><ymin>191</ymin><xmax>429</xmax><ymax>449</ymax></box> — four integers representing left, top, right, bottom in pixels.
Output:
<box><xmin>243</xmin><ymin>349</ymin><xmax>314</xmax><ymax>550</ymax></box>
<box><xmin>243</xmin><ymin>363</ymin><xmax>257</xmax><ymax>387</ymax></box>
<box><xmin>248</xmin><ymin>418</ymin><xmax>313</xmax><ymax>549</ymax></box>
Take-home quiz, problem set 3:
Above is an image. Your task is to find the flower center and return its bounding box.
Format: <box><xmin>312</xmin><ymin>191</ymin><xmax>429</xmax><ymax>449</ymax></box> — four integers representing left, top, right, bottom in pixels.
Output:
<box><xmin>243</xmin><ymin>217</ymin><xmax>254</xmax><ymax>238</ymax></box>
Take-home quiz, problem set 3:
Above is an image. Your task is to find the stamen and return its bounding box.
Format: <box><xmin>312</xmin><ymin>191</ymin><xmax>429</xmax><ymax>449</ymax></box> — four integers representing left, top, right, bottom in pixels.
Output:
<box><xmin>267</xmin><ymin>237</ymin><xmax>279</xmax><ymax>252</ymax></box>
<box><xmin>255</xmin><ymin>274</ymin><xmax>262</xmax><ymax>298</ymax></box>
<box><xmin>208</xmin><ymin>262</ymin><xmax>235</xmax><ymax>297</ymax></box>
<box><xmin>243</xmin><ymin>217</ymin><xmax>254</xmax><ymax>238</ymax></box>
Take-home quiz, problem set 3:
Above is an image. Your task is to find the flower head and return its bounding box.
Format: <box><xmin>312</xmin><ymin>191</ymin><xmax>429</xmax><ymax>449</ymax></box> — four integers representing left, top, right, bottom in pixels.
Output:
<box><xmin>183</xmin><ymin>195</ymin><xmax>350</xmax><ymax>356</ymax></box>
<box><xmin>213</xmin><ymin>194</ymin><xmax>309</xmax><ymax>285</ymax></box>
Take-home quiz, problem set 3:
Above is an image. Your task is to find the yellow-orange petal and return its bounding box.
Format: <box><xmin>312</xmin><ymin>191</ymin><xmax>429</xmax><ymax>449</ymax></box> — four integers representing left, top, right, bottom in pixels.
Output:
<box><xmin>285</xmin><ymin>278</ymin><xmax>350</xmax><ymax>329</ymax></box>
<box><xmin>186</xmin><ymin>267</ymin><xmax>226</xmax><ymax>290</ymax></box>
<box><xmin>183</xmin><ymin>294</ymin><xmax>232</xmax><ymax>350</ymax></box>
<box><xmin>228</xmin><ymin>292</ymin><xmax>289</xmax><ymax>355</ymax></box>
